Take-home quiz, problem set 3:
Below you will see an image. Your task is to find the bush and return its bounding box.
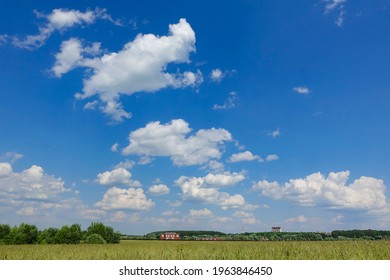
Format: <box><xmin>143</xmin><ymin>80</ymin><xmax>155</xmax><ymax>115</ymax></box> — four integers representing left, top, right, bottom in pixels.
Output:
<box><xmin>86</xmin><ymin>222</ymin><xmax>121</xmax><ymax>244</ymax></box>
<box><xmin>85</xmin><ymin>233</ymin><xmax>106</xmax><ymax>244</ymax></box>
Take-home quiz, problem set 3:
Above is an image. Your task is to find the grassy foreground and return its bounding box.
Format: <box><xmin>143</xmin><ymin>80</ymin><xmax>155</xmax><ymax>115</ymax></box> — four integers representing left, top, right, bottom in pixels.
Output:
<box><xmin>1</xmin><ymin>240</ymin><xmax>390</xmax><ymax>260</ymax></box>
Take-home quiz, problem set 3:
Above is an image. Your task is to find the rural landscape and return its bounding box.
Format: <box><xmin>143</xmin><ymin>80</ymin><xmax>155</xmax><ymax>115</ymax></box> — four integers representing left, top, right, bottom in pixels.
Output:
<box><xmin>1</xmin><ymin>1</ymin><xmax>390</xmax><ymax>267</ymax></box>
<box><xmin>1</xmin><ymin>222</ymin><xmax>390</xmax><ymax>260</ymax></box>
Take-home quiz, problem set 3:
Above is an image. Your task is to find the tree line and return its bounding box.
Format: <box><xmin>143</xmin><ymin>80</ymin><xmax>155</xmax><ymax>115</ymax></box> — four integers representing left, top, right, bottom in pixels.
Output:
<box><xmin>132</xmin><ymin>230</ymin><xmax>390</xmax><ymax>241</ymax></box>
<box><xmin>0</xmin><ymin>222</ymin><xmax>121</xmax><ymax>245</ymax></box>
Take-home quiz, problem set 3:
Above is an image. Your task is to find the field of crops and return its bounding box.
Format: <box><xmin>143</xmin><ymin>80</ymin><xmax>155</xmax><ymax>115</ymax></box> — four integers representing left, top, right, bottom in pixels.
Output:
<box><xmin>1</xmin><ymin>240</ymin><xmax>390</xmax><ymax>260</ymax></box>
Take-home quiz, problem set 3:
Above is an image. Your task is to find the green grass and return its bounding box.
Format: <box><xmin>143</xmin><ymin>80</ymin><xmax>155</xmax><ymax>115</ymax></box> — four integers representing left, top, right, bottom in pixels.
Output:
<box><xmin>1</xmin><ymin>240</ymin><xmax>390</xmax><ymax>260</ymax></box>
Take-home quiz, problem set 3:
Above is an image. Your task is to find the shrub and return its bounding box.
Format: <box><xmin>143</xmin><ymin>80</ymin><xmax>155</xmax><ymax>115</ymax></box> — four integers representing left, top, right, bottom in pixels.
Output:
<box><xmin>85</xmin><ymin>233</ymin><xmax>106</xmax><ymax>244</ymax></box>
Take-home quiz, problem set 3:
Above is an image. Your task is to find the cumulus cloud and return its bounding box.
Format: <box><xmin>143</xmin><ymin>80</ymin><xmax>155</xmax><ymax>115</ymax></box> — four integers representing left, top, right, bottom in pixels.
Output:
<box><xmin>210</xmin><ymin>68</ymin><xmax>236</xmax><ymax>83</ymax></box>
<box><xmin>284</xmin><ymin>215</ymin><xmax>308</xmax><ymax>223</ymax></box>
<box><xmin>176</xmin><ymin>173</ymin><xmax>246</xmax><ymax>210</ymax></box>
<box><xmin>122</xmin><ymin>119</ymin><xmax>232</xmax><ymax>166</ymax></box>
<box><xmin>0</xmin><ymin>162</ymin><xmax>12</xmax><ymax>177</ymax></box>
<box><xmin>52</xmin><ymin>38</ymin><xmax>84</xmax><ymax>77</ymax></box>
<box><xmin>0</xmin><ymin>164</ymin><xmax>70</xmax><ymax>200</ymax></box>
<box><xmin>0</xmin><ymin>162</ymin><xmax>98</xmax><ymax>226</ymax></box>
<box><xmin>213</xmin><ymin>92</ymin><xmax>238</xmax><ymax>110</ymax></box>
<box><xmin>210</xmin><ymin>68</ymin><xmax>223</xmax><ymax>82</ymax></box>
<box><xmin>12</xmin><ymin>8</ymin><xmax>120</xmax><ymax>50</ymax></box>
<box><xmin>203</xmin><ymin>172</ymin><xmax>245</xmax><ymax>187</ymax></box>
<box><xmin>293</xmin><ymin>86</ymin><xmax>310</xmax><ymax>94</ymax></box>
<box><xmin>96</xmin><ymin>167</ymin><xmax>141</xmax><ymax>187</ymax></box>
<box><xmin>66</xmin><ymin>18</ymin><xmax>202</xmax><ymax>122</ymax></box>
<box><xmin>189</xmin><ymin>208</ymin><xmax>213</xmax><ymax>217</ymax></box>
<box><xmin>228</xmin><ymin>151</ymin><xmax>261</xmax><ymax>163</ymax></box>
<box><xmin>252</xmin><ymin>171</ymin><xmax>388</xmax><ymax>211</ymax></box>
<box><xmin>95</xmin><ymin>187</ymin><xmax>154</xmax><ymax>210</ymax></box>
<box><xmin>149</xmin><ymin>184</ymin><xmax>170</xmax><ymax>195</ymax></box>
<box><xmin>265</xmin><ymin>154</ymin><xmax>279</xmax><ymax>162</ymax></box>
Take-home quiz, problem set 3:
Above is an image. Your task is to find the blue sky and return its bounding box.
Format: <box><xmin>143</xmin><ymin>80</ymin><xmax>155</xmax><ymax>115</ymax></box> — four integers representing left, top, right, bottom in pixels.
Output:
<box><xmin>1</xmin><ymin>0</ymin><xmax>390</xmax><ymax>234</ymax></box>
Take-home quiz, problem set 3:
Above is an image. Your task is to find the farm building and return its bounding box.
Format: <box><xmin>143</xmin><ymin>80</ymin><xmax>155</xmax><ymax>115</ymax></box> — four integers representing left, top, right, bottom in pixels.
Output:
<box><xmin>272</xmin><ymin>226</ymin><xmax>281</xmax><ymax>232</ymax></box>
<box><xmin>160</xmin><ymin>232</ymin><xmax>181</xmax><ymax>240</ymax></box>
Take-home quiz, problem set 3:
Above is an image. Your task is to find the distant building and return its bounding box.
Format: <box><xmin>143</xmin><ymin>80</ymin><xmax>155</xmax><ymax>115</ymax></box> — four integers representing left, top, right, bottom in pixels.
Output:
<box><xmin>196</xmin><ymin>237</ymin><xmax>225</xmax><ymax>241</ymax></box>
<box><xmin>272</xmin><ymin>226</ymin><xmax>281</xmax><ymax>232</ymax></box>
<box><xmin>160</xmin><ymin>232</ymin><xmax>181</xmax><ymax>240</ymax></box>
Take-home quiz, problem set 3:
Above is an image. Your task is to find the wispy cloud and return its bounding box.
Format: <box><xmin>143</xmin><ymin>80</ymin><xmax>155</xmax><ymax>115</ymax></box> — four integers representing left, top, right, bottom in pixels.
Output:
<box><xmin>10</xmin><ymin>8</ymin><xmax>122</xmax><ymax>50</ymax></box>
<box><xmin>213</xmin><ymin>92</ymin><xmax>238</xmax><ymax>110</ymax></box>
<box><xmin>293</xmin><ymin>86</ymin><xmax>310</xmax><ymax>94</ymax></box>
<box><xmin>323</xmin><ymin>0</ymin><xmax>347</xmax><ymax>27</ymax></box>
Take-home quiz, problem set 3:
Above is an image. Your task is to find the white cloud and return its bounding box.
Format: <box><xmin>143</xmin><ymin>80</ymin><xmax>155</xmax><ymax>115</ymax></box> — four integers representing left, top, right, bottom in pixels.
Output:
<box><xmin>233</xmin><ymin>211</ymin><xmax>254</xmax><ymax>218</ymax></box>
<box><xmin>189</xmin><ymin>208</ymin><xmax>213</xmax><ymax>217</ymax></box>
<box><xmin>2</xmin><ymin>152</ymin><xmax>24</xmax><ymax>163</ymax></box>
<box><xmin>149</xmin><ymin>184</ymin><xmax>170</xmax><ymax>195</ymax></box>
<box><xmin>96</xmin><ymin>167</ymin><xmax>141</xmax><ymax>187</ymax></box>
<box><xmin>210</xmin><ymin>68</ymin><xmax>223</xmax><ymax>82</ymax></box>
<box><xmin>70</xmin><ymin>18</ymin><xmax>202</xmax><ymax>122</ymax></box>
<box><xmin>324</xmin><ymin>0</ymin><xmax>346</xmax><ymax>14</ymax></box>
<box><xmin>52</xmin><ymin>38</ymin><xmax>84</xmax><ymax>77</ymax></box>
<box><xmin>176</xmin><ymin>174</ymin><xmax>246</xmax><ymax>210</ymax></box>
<box><xmin>203</xmin><ymin>172</ymin><xmax>245</xmax><ymax>187</ymax></box>
<box><xmin>17</xmin><ymin>207</ymin><xmax>37</xmax><ymax>216</ymax></box>
<box><xmin>293</xmin><ymin>86</ymin><xmax>310</xmax><ymax>94</ymax></box>
<box><xmin>253</xmin><ymin>171</ymin><xmax>388</xmax><ymax>211</ymax></box>
<box><xmin>265</xmin><ymin>154</ymin><xmax>279</xmax><ymax>162</ymax></box>
<box><xmin>210</xmin><ymin>68</ymin><xmax>236</xmax><ymax>83</ymax></box>
<box><xmin>213</xmin><ymin>92</ymin><xmax>238</xmax><ymax>110</ymax></box>
<box><xmin>122</xmin><ymin>119</ymin><xmax>232</xmax><ymax>166</ymax></box>
<box><xmin>111</xmin><ymin>143</ymin><xmax>119</xmax><ymax>152</ymax></box>
<box><xmin>216</xmin><ymin>217</ymin><xmax>233</xmax><ymax>223</ymax></box>
<box><xmin>114</xmin><ymin>159</ymin><xmax>135</xmax><ymax>170</ymax></box>
<box><xmin>269</xmin><ymin>128</ymin><xmax>281</xmax><ymax>138</ymax></box>
<box><xmin>95</xmin><ymin>187</ymin><xmax>154</xmax><ymax>210</ymax></box>
<box><xmin>12</xmin><ymin>8</ymin><xmax>119</xmax><ymax>49</ymax></box>
<box><xmin>323</xmin><ymin>0</ymin><xmax>347</xmax><ymax>27</ymax></box>
<box><xmin>204</xmin><ymin>160</ymin><xmax>225</xmax><ymax>172</ymax></box>
<box><xmin>284</xmin><ymin>215</ymin><xmax>308</xmax><ymax>223</ymax></box>
<box><xmin>0</xmin><ymin>162</ymin><xmax>97</xmax><ymax>226</ymax></box>
<box><xmin>0</xmin><ymin>34</ymin><xmax>9</xmax><ymax>45</ymax></box>
<box><xmin>229</xmin><ymin>151</ymin><xmax>261</xmax><ymax>163</ymax></box>
<box><xmin>0</xmin><ymin>162</ymin><xmax>12</xmax><ymax>177</ymax></box>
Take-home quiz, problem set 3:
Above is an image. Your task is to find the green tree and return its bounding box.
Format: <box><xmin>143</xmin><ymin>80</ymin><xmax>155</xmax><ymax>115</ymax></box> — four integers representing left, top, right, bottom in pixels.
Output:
<box><xmin>86</xmin><ymin>222</ymin><xmax>121</xmax><ymax>244</ymax></box>
<box><xmin>0</xmin><ymin>224</ymin><xmax>11</xmax><ymax>242</ymax></box>
<box><xmin>54</xmin><ymin>224</ymin><xmax>82</xmax><ymax>244</ymax></box>
<box><xmin>7</xmin><ymin>223</ymin><xmax>38</xmax><ymax>244</ymax></box>
<box><xmin>38</xmin><ymin>227</ymin><xmax>59</xmax><ymax>244</ymax></box>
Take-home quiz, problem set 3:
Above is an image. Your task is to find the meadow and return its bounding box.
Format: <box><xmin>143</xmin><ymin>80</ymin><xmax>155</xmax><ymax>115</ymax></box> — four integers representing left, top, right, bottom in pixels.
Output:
<box><xmin>1</xmin><ymin>240</ymin><xmax>390</xmax><ymax>260</ymax></box>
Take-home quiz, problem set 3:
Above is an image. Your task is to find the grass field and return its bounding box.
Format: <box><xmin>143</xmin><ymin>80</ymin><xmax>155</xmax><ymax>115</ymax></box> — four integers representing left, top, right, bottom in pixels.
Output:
<box><xmin>1</xmin><ymin>240</ymin><xmax>390</xmax><ymax>260</ymax></box>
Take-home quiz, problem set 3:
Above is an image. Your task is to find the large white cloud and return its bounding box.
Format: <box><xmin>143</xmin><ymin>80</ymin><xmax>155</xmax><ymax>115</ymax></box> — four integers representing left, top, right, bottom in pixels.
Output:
<box><xmin>96</xmin><ymin>167</ymin><xmax>141</xmax><ymax>187</ymax></box>
<box><xmin>176</xmin><ymin>173</ymin><xmax>246</xmax><ymax>210</ymax></box>
<box><xmin>0</xmin><ymin>162</ymin><xmax>12</xmax><ymax>177</ymax></box>
<box><xmin>95</xmin><ymin>187</ymin><xmax>154</xmax><ymax>210</ymax></box>
<box><xmin>122</xmin><ymin>119</ymin><xmax>232</xmax><ymax>166</ymax></box>
<box><xmin>0</xmin><ymin>162</ymin><xmax>100</xmax><ymax>227</ymax></box>
<box><xmin>64</xmin><ymin>18</ymin><xmax>202</xmax><ymax>121</ymax></box>
<box><xmin>0</xmin><ymin>163</ymin><xmax>69</xmax><ymax>201</ymax></box>
<box><xmin>12</xmin><ymin>8</ymin><xmax>119</xmax><ymax>49</ymax></box>
<box><xmin>252</xmin><ymin>171</ymin><xmax>388</xmax><ymax>211</ymax></box>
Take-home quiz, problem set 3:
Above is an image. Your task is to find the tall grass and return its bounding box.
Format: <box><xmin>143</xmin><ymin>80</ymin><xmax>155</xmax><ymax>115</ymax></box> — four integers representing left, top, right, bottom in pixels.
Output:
<box><xmin>1</xmin><ymin>240</ymin><xmax>389</xmax><ymax>260</ymax></box>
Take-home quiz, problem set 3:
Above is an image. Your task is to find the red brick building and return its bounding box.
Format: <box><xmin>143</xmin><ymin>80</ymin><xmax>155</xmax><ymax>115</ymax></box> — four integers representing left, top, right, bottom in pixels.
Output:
<box><xmin>160</xmin><ymin>232</ymin><xmax>181</xmax><ymax>240</ymax></box>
